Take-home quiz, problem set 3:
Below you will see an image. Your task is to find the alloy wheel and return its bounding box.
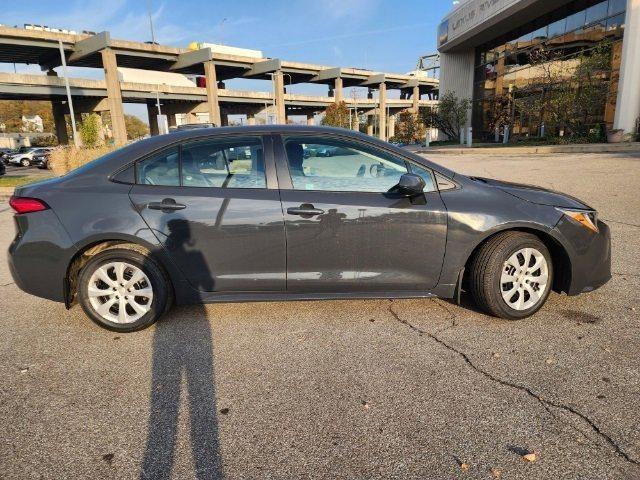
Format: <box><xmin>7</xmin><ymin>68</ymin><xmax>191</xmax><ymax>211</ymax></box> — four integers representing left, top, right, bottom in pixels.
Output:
<box><xmin>87</xmin><ymin>261</ymin><xmax>154</xmax><ymax>324</ymax></box>
<box><xmin>500</xmin><ymin>247</ymin><xmax>549</xmax><ymax>311</ymax></box>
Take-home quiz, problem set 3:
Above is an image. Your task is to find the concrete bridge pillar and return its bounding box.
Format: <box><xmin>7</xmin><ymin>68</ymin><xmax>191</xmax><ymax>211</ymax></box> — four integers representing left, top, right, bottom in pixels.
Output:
<box><xmin>147</xmin><ymin>103</ymin><xmax>159</xmax><ymax>136</ymax></box>
<box><xmin>204</xmin><ymin>61</ymin><xmax>222</xmax><ymax>127</ymax></box>
<box><xmin>185</xmin><ymin>112</ymin><xmax>198</xmax><ymax>124</ymax></box>
<box><xmin>388</xmin><ymin>114</ymin><xmax>396</xmax><ymax>139</ymax></box>
<box><xmin>273</xmin><ymin>71</ymin><xmax>286</xmax><ymax>124</ymax></box>
<box><xmin>93</xmin><ymin>113</ymin><xmax>106</xmax><ymax>145</ymax></box>
<box><xmin>246</xmin><ymin>113</ymin><xmax>256</xmax><ymax>125</ymax></box>
<box><xmin>334</xmin><ymin>77</ymin><xmax>343</xmax><ymax>102</ymax></box>
<box><xmin>306</xmin><ymin>114</ymin><xmax>315</xmax><ymax>126</ymax></box>
<box><xmin>366</xmin><ymin>116</ymin><xmax>374</xmax><ymax>136</ymax></box>
<box><xmin>167</xmin><ymin>114</ymin><xmax>176</xmax><ymax>128</ymax></box>
<box><xmin>412</xmin><ymin>85</ymin><xmax>420</xmax><ymax>113</ymax></box>
<box><xmin>378</xmin><ymin>83</ymin><xmax>387</xmax><ymax>141</ymax></box>
<box><xmin>100</xmin><ymin>48</ymin><xmax>127</xmax><ymax>146</ymax></box>
<box><xmin>51</xmin><ymin>101</ymin><xmax>69</xmax><ymax>145</ymax></box>
<box><xmin>352</xmin><ymin>114</ymin><xmax>360</xmax><ymax>131</ymax></box>
<box><xmin>614</xmin><ymin>0</ymin><xmax>640</xmax><ymax>135</ymax></box>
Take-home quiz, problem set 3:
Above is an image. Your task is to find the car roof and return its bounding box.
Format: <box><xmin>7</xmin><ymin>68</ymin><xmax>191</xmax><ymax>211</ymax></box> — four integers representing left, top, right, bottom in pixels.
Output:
<box><xmin>67</xmin><ymin>125</ymin><xmax>456</xmax><ymax>180</ymax></box>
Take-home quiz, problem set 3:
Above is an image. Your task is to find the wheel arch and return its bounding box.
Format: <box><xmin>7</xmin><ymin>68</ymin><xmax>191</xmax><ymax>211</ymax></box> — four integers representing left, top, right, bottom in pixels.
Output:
<box><xmin>462</xmin><ymin>226</ymin><xmax>572</xmax><ymax>295</ymax></box>
<box><xmin>65</xmin><ymin>236</ymin><xmax>177</xmax><ymax>308</ymax></box>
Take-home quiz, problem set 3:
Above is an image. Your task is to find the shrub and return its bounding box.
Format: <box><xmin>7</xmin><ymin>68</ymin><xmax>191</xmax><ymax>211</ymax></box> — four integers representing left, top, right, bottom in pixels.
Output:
<box><xmin>321</xmin><ymin>101</ymin><xmax>351</xmax><ymax>129</ymax></box>
<box><xmin>49</xmin><ymin>146</ymin><xmax>115</xmax><ymax>176</ymax></box>
<box><xmin>421</xmin><ymin>92</ymin><xmax>471</xmax><ymax>140</ymax></box>
<box><xmin>394</xmin><ymin>110</ymin><xmax>425</xmax><ymax>143</ymax></box>
<box><xmin>125</xmin><ymin>114</ymin><xmax>150</xmax><ymax>140</ymax></box>
<box><xmin>78</xmin><ymin>114</ymin><xmax>102</xmax><ymax>147</ymax></box>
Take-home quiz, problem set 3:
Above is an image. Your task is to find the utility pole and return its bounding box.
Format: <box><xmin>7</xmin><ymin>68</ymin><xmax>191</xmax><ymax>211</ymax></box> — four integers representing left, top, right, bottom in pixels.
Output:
<box><xmin>58</xmin><ymin>40</ymin><xmax>80</xmax><ymax>147</ymax></box>
<box><xmin>146</xmin><ymin>0</ymin><xmax>156</xmax><ymax>43</ymax></box>
<box><xmin>351</xmin><ymin>88</ymin><xmax>359</xmax><ymax>130</ymax></box>
<box><xmin>219</xmin><ymin>18</ymin><xmax>227</xmax><ymax>44</ymax></box>
<box><xmin>155</xmin><ymin>83</ymin><xmax>162</xmax><ymax>115</ymax></box>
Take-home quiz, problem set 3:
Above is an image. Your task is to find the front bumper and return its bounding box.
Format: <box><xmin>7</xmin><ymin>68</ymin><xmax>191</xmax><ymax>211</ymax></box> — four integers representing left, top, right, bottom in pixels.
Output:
<box><xmin>553</xmin><ymin>217</ymin><xmax>611</xmax><ymax>296</ymax></box>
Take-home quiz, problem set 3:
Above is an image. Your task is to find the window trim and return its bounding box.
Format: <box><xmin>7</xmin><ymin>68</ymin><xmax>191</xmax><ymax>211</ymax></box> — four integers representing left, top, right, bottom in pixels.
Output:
<box><xmin>276</xmin><ymin>133</ymin><xmax>438</xmax><ymax>195</ymax></box>
<box><xmin>179</xmin><ymin>135</ymin><xmax>268</xmax><ymax>190</ymax></box>
<box><xmin>130</xmin><ymin>133</ymin><xmax>272</xmax><ymax>190</ymax></box>
<box><xmin>135</xmin><ymin>144</ymin><xmax>181</xmax><ymax>187</ymax></box>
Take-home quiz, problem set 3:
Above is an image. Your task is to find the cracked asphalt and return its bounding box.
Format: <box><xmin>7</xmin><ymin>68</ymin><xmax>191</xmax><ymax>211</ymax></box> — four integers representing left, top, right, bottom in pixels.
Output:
<box><xmin>1</xmin><ymin>152</ymin><xmax>639</xmax><ymax>479</ymax></box>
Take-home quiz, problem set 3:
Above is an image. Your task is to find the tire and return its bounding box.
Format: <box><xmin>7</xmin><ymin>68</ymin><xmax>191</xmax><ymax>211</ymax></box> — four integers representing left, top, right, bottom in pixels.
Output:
<box><xmin>78</xmin><ymin>247</ymin><xmax>171</xmax><ymax>332</ymax></box>
<box><xmin>20</xmin><ymin>158</ymin><xmax>30</xmax><ymax>167</ymax></box>
<box><xmin>469</xmin><ymin>232</ymin><xmax>553</xmax><ymax>320</ymax></box>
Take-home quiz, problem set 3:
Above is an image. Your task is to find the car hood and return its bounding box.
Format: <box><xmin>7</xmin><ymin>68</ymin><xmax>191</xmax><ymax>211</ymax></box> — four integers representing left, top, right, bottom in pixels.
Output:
<box><xmin>471</xmin><ymin>177</ymin><xmax>593</xmax><ymax>210</ymax></box>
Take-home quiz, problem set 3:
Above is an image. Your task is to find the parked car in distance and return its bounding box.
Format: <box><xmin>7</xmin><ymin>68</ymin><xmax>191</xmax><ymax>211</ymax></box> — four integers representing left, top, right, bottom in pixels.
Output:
<box><xmin>7</xmin><ymin>147</ymin><xmax>54</xmax><ymax>167</ymax></box>
<box><xmin>3</xmin><ymin>146</ymin><xmax>29</xmax><ymax>164</ymax></box>
<box><xmin>315</xmin><ymin>146</ymin><xmax>357</xmax><ymax>157</ymax></box>
<box><xmin>32</xmin><ymin>153</ymin><xmax>51</xmax><ymax>170</ymax></box>
<box><xmin>0</xmin><ymin>147</ymin><xmax>15</xmax><ymax>162</ymax></box>
<box><xmin>8</xmin><ymin>126</ymin><xmax>611</xmax><ymax>332</ymax></box>
<box><xmin>175</xmin><ymin>123</ymin><xmax>217</xmax><ymax>131</ymax></box>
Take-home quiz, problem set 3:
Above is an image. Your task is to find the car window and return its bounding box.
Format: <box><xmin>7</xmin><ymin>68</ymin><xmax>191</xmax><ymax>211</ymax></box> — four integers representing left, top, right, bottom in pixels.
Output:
<box><xmin>282</xmin><ymin>136</ymin><xmax>410</xmax><ymax>193</ymax></box>
<box><xmin>136</xmin><ymin>146</ymin><xmax>180</xmax><ymax>186</ymax></box>
<box><xmin>181</xmin><ymin>136</ymin><xmax>265</xmax><ymax>189</ymax></box>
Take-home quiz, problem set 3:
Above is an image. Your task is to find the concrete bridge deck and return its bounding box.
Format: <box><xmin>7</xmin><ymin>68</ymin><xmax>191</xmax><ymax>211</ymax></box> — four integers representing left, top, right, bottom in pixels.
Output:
<box><xmin>0</xmin><ymin>25</ymin><xmax>439</xmax><ymax>144</ymax></box>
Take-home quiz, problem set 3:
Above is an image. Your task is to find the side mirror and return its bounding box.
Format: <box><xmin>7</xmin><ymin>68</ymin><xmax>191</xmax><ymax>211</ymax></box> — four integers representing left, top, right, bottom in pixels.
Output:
<box><xmin>395</xmin><ymin>173</ymin><xmax>426</xmax><ymax>197</ymax></box>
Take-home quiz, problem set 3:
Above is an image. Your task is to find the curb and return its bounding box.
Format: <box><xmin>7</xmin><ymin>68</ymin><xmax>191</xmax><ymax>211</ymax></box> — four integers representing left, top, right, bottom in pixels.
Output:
<box><xmin>416</xmin><ymin>142</ymin><xmax>640</xmax><ymax>155</ymax></box>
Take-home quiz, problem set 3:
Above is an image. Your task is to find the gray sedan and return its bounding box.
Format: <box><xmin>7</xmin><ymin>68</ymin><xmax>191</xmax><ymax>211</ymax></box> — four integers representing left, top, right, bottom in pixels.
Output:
<box><xmin>7</xmin><ymin>126</ymin><xmax>611</xmax><ymax>331</ymax></box>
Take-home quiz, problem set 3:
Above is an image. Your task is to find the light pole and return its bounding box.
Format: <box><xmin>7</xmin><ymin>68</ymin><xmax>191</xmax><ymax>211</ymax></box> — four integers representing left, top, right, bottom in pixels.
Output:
<box><xmin>283</xmin><ymin>72</ymin><xmax>292</xmax><ymax>94</ymax></box>
<box><xmin>219</xmin><ymin>18</ymin><xmax>227</xmax><ymax>44</ymax></box>
<box><xmin>351</xmin><ymin>88</ymin><xmax>359</xmax><ymax>130</ymax></box>
<box><xmin>58</xmin><ymin>40</ymin><xmax>80</xmax><ymax>147</ymax></box>
<box><xmin>268</xmin><ymin>73</ymin><xmax>277</xmax><ymax>123</ymax></box>
<box><xmin>155</xmin><ymin>83</ymin><xmax>162</xmax><ymax>115</ymax></box>
<box><xmin>146</xmin><ymin>0</ymin><xmax>156</xmax><ymax>43</ymax></box>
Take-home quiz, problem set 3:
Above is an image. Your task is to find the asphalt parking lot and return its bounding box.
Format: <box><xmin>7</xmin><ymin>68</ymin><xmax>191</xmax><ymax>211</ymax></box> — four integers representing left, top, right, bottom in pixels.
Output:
<box><xmin>0</xmin><ymin>151</ymin><xmax>638</xmax><ymax>479</ymax></box>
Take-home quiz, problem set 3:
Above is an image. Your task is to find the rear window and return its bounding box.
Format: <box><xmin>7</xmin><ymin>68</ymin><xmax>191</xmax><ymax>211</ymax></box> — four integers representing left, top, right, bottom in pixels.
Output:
<box><xmin>136</xmin><ymin>147</ymin><xmax>180</xmax><ymax>186</ymax></box>
<box><xmin>134</xmin><ymin>136</ymin><xmax>266</xmax><ymax>189</ymax></box>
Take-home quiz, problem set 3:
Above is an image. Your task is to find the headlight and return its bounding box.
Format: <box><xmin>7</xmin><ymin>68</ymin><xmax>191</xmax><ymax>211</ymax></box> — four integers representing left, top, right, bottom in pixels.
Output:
<box><xmin>557</xmin><ymin>208</ymin><xmax>599</xmax><ymax>233</ymax></box>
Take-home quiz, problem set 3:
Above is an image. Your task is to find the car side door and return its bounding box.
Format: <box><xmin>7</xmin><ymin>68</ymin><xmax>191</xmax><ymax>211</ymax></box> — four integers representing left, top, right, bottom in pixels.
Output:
<box><xmin>273</xmin><ymin>133</ymin><xmax>448</xmax><ymax>293</ymax></box>
<box><xmin>129</xmin><ymin>134</ymin><xmax>286</xmax><ymax>293</ymax></box>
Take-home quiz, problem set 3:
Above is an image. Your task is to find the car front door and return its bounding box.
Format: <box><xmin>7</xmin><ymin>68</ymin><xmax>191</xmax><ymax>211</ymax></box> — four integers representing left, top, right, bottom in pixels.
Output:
<box><xmin>273</xmin><ymin>134</ymin><xmax>448</xmax><ymax>293</ymax></box>
<box><xmin>129</xmin><ymin>134</ymin><xmax>286</xmax><ymax>293</ymax></box>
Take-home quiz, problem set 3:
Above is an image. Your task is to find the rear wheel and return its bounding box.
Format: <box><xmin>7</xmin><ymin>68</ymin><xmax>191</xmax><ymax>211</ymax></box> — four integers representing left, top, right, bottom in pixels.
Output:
<box><xmin>78</xmin><ymin>248</ymin><xmax>171</xmax><ymax>332</ymax></box>
<box><xmin>469</xmin><ymin>232</ymin><xmax>553</xmax><ymax>320</ymax></box>
<box><xmin>20</xmin><ymin>158</ymin><xmax>30</xmax><ymax>167</ymax></box>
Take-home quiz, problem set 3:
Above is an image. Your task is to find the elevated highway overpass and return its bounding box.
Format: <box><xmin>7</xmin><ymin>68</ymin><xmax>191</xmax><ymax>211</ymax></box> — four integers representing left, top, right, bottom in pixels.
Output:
<box><xmin>0</xmin><ymin>26</ymin><xmax>439</xmax><ymax>144</ymax></box>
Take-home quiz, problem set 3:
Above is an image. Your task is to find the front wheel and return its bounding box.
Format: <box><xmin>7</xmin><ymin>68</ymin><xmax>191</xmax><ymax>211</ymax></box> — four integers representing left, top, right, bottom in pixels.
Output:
<box><xmin>469</xmin><ymin>232</ymin><xmax>553</xmax><ymax>320</ymax></box>
<box><xmin>78</xmin><ymin>247</ymin><xmax>171</xmax><ymax>332</ymax></box>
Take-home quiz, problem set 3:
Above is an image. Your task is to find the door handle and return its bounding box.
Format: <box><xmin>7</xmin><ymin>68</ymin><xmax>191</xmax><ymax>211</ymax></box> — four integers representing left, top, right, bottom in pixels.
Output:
<box><xmin>287</xmin><ymin>205</ymin><xmax>325</xmax><ymax>216</ymax></box>
<box><xmin>147</xmin><ymin>199</ymin><xmax>186</xmax><ymax>211</ymax></box>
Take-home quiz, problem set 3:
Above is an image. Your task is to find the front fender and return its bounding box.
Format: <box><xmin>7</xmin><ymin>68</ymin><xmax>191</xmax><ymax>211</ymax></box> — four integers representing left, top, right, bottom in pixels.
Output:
<box><xmin>436</xmin><ymin>185</ymin><xmax>564</xmax><ymax>293</ymax></box>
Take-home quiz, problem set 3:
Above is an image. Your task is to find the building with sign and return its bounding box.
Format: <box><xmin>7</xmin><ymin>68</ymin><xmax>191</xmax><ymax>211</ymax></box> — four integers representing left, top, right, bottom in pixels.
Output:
<box><xmin>437</xmin><ymin>0</ymin><xmax>639</xmax><ymax>141</ymax></box>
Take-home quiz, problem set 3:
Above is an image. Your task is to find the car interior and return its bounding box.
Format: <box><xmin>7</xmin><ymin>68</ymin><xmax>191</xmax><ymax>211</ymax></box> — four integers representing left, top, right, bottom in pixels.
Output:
<box><xmin>138</xmin><ymin>140</ymin><xmax>266</xmax><ymax>189</ymax></box>
<box><xmin>283</xmin><ymin>138</ymin><xmax>411</xmax><ymax>193</ymax></box>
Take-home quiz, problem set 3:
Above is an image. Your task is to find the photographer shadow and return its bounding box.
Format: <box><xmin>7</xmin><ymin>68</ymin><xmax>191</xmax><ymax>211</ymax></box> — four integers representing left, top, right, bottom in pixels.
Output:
<box><xmin>141</xmin><ymin>218</ymin><xmax>223</xmax><ymax>479</ymax></box>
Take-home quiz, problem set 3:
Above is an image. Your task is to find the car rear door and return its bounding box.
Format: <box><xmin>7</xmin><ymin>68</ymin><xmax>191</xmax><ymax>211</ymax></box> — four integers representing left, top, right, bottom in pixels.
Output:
<box><xmin>272</xmin><ymin>133</ymin><xmax>448</xmax><ymax>293</ymax></box>
<box><xmin>129</xmin><ymin>133</ymin><xmax>286</xmax><ymax>293</ymax></box>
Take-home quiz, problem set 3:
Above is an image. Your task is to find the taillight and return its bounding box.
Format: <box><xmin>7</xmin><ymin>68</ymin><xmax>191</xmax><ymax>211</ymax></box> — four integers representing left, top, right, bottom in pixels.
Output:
<box><xmin>9</xmin><ymin>196</ymin><xmax>50</xmax><ymax>214</ymax></box>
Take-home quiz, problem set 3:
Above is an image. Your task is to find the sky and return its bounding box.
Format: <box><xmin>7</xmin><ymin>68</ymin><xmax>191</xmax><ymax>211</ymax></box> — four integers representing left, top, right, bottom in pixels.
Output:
<box><xmin>1</xmin><ymin>0</ymin><xmax>453</xmax><ymax>121</ymax></box>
